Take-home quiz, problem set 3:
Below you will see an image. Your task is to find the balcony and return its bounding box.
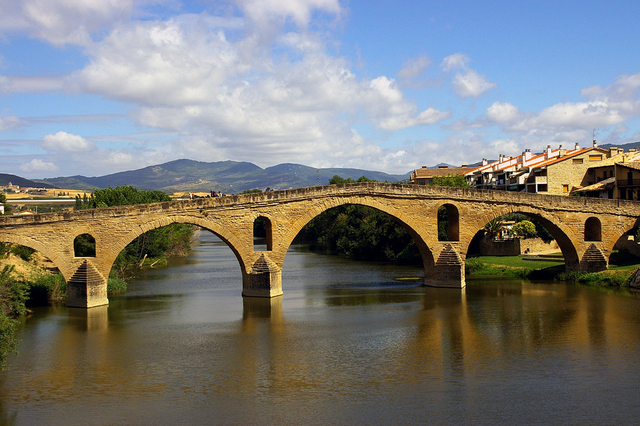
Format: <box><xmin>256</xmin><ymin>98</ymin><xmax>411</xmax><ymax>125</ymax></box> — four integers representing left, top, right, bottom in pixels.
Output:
<box><xmin>616</xmin><ymin>178</ymin><xmax>640</xmax><ymax>188</ymax></box>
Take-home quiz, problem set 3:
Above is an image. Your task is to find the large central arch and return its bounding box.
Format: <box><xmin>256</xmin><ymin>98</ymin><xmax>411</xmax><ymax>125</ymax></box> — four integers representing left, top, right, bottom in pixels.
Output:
<box><xmin>274</xmin><ymin>197</ymin><xmax>436</xmax><ymax>280</ymax></box>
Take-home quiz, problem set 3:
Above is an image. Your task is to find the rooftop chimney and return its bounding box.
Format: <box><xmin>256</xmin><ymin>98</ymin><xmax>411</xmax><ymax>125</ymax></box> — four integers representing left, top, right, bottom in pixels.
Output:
<box><xmin>574</xmin><ymin>142</ymin><xmax>580</xmax><ymax>150</ymax></box>
<box><xmin>545</xmin><ymin>145</ymin><xmax>552</xmax><ymax>159</ymax></box>
<box><xmin>593</xmin><ymin>139</ymin><xmax>597</xmax><ymax>147</ymax></box>
<box><xmin>558</xmin><ymin>145</ymin><xmax>567</xmax><ymax>157</ymax></box>
<box><xmin>482</xmin><ymin>158</ymin><xmax>488</xmax><ymax>166</ymax></box>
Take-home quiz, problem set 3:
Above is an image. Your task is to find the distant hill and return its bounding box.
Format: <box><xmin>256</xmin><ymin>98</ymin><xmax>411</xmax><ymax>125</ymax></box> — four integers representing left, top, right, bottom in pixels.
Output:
<box><xmin>0</xmin><ymin>173</ymin><xmax>55</xmax><ymax>189</ymax></box>
<box><xmin>37</xmin><ymin>160</ymin><xmax>411</xmax><ymax>193</ymax></box>
<box><xmin>599</xmin><ymin>141</ymin><xmax>640</xmax><ymax>151</ymax></box>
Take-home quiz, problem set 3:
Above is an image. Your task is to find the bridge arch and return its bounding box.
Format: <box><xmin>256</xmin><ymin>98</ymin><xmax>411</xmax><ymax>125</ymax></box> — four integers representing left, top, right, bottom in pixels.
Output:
<box><xmin>276</xmin><ymin>196</ymin><xmax>435</xmax><ymax>272</ymax></box>
<box><xmin>101</xmin><ymin>215</ymin><xmax>250</xmax><ymax>281</ymax></box>
<box><xmin>437</xmin><ymin>203</ymin><xmax>460</xmax><ymax>241</ymax></box>
<box><xmin>0</xmin><ymin>233</ymin><xmax>68</xmax><ymax>279</ymax></box>
<box><xmin>74</xmin><ymin>233</ymin><xmax>96</xmax><ymax>257</ymax></box>
<box><xmin>462</xmin><ymin>206</ymin><xmax>581</xmax><ymax>271</ymax></box>
<box><xmin>584</xmin><ymin>217</ymin><xmax>602</xmax><ymax>242</ymax></box>
<box><xmin>253</xmin><ymin>215</ymin><xmax>273</xmax><ymax>251</ymax></box>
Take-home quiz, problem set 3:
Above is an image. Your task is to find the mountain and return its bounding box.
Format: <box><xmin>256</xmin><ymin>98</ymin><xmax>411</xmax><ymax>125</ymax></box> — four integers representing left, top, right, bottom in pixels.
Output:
<box><xmin>37</xmin><ymin>160</ymin><xmax>410</xmax><ymax>193</ymax></box>
<box><xmin>599</xmin><ymin>141</ymin><xmax>640</xmax><ymax>151</ymax></box>
<box><xmin>0</xmin><ymin>173</ymin><xmax>55</xmax><ymax>188</ymax></box>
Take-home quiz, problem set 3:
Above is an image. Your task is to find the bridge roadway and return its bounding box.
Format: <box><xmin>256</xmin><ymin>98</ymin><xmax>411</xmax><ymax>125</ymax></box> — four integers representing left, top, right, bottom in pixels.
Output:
<box><xmin>0</xmin><ymin>182</ymin><xmax>638</xmax><ymax>308</ymax></box>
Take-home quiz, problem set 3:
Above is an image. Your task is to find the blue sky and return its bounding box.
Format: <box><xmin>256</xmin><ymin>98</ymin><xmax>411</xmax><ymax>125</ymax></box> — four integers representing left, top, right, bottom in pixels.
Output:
<box><xmin>1</xmin><ymin>0</ymin><xmax>639</xmax><ymax>178</ymax></box>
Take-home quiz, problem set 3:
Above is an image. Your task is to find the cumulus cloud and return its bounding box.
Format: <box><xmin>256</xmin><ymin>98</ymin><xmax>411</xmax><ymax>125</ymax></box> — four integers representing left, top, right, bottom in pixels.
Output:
<box><xmin>441</xmin><ymin>53</ymin><xmax>496</xmax><ymax>98</ymax></box>
<box><xmin>67</xmin><ymin>14</ymin><xmax>448</xmax><ymax>169</ymax></box>
<box><xmin>491</xmin><ymin>72</ymin><xmax>640</xmax><ymax>141</ymax></box>
<box><xmin>486</xmin><ymin>102</ymin><xmax>520</xmax><ymax>123</ymax></box>
<box><xmin>42</xmin><ymin>131</ymin><xmax>93</xmax><ymax>152</ymax></box>
<box><xmin>19</xmin><ymin>159</ymin><xmax>58</xmax><ymax>173</ymax></box>
<box><xmin>0</xmin><ymin>0</ymin><xmax>135</xmax><ymax>46</ymax></box>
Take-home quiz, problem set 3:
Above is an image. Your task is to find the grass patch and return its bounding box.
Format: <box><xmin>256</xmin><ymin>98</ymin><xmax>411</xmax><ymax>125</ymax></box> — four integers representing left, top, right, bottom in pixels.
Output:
<box><xmin>467</xmin><ymin>253</ymin><xmax>640</xmax><ymax>287</ymax></box>
<box><xmin>556</xmin><ymin>270</ymin><xmax>631</xmax><ymax>287</ymax></box>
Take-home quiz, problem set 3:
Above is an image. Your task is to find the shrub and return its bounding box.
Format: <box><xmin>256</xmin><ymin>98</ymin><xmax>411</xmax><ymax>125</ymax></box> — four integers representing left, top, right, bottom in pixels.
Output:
<box><xmin>27</xmin><ymin>273</ymin><xmax>66</xmax><ymax>305</ymax></box>
<box><xmin>10</xmin><ymin>245</ymin><xmax>35</xmax><ymax>262</ymax></box>
<box><xmin>107</xmin><ymin>276</ymin><xmax>127</xmax><ymax>294</ymax></box>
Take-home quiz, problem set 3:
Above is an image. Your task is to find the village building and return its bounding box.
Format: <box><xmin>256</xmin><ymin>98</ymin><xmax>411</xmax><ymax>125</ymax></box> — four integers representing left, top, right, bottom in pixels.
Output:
<box><xmin>410</xmin><ymin>165</ymin><xmax>470</xmax><ymax>185</ymax></box>
<box><xmin>465</xmin><ymin>141</ymin><xmax>626</xmax><ymax>195</ymax></box>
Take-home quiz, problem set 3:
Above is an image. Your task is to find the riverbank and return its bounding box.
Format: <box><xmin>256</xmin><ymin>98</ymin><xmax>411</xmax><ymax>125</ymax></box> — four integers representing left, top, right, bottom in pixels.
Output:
<box><xmin>467</xmin><ymin>252</ymin><xmax>639</xmax><ymax>287</ymax></box>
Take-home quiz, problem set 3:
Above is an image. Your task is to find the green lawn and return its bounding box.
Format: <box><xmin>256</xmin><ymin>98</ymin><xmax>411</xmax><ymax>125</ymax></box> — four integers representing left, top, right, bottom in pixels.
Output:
<box><xmin>471</xmin><ymin>255</ymin><xmax>562</xmax><ymax>270</ymax></box>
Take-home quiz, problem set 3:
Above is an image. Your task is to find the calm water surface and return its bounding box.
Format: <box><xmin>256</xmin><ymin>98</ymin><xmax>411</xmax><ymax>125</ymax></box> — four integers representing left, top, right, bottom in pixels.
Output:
<box><xmin>2</xmin><ymin>231</ymin><xmax>640</xmax><ymax>425</ymax></box>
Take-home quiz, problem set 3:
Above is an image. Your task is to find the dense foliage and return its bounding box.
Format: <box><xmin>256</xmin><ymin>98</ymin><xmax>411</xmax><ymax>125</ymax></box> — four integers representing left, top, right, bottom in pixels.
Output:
<box><xmin>75</xmin><ymin>185</ymin><xmax>171</xmax><ymax>209</ymax></box>
<box><xmin>510</xmin><ymin>220</ymin><xmax>537</xmax><ymax>238</ymax></box>
<box><xmin>0</xmin><ymin>192</ymin><xmax>10</xmax><ymax>215</ymax></box>
<box><xmin>0</xmin><ymin>266</ymin><xmax>29</xmax><ymax>370</ymax></box>
<box><xmin>430</xmin><ymin>174</ymin><xmax>470</xmax><ymax>188</ymax></box>
<box><xmin>296</xmin><ymin>204</ymin><xmax>420</xmax><ymax>263</ymax></box>
<box><xmin>295</xmin><ymin>175</ymin><xmax>420</xmax><ymax>263</ymax></box>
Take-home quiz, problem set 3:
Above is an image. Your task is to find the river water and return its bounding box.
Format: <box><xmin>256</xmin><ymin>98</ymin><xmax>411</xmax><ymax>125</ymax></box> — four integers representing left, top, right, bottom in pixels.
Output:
<box><xmin>2</xmin><ymin>231</ymin><xmax>640</xmax><ymax>425</ymax></box>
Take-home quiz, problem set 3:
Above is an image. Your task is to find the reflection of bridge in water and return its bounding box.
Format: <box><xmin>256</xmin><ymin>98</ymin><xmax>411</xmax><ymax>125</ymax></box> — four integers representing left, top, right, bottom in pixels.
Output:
<box><xmin>0</xmin><ymin>182</ymin><xmax>638</xmax><ymax>308</ymax></box>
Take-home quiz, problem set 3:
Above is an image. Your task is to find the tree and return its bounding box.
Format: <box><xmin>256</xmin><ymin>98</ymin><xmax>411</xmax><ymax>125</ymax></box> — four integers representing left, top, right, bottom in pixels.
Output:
<box><xmin>429</xmin><ymin>174</ymin><xmax>470</xmax><ymax>188</ymax></box>
<box><xmin>484</xmin><ymin>217</ymin><xmax>504</xmax><ymax>240</ymax></box>
<box><xmin>0</xmin><ymin>193</ymin><xmax>9</xmax><ymax>215</ymax></box>
<box><xmin>329</xmin><ymin>175</ymin><xmax>375</xmax><ymax>185</ymax></box>
<box><xmin>510</xmin><ymin>220</ymin><xmax>536</xmax><ymax>238</ymax></box>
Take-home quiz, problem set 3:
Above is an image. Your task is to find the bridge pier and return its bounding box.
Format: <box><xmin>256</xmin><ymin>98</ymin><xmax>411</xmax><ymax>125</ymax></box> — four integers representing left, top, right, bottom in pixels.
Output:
<box><xmin>424</xmin><ymin>244</ymin><xmax>466</xmax><ymax>289</ymax></box>
<box><xmin>579</xmin><ymin>243</ymin><xmax>608</xmax><ymax>272</ymax></box>
<box><xmin>67</xmin><ymin>259</ymin><xmax>109</xmax><ymax>308</ymax></box>
<box><xmin>242</xmin><ymin>254</ymin><xmax>283</xmax><ymax>298</ymax></box>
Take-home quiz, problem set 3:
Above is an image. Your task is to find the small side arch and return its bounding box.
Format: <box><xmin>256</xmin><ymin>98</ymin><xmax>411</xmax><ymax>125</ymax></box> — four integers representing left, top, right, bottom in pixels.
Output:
<box><xmin>438</xmin><ymin>203</ymin><xmax>459</xmax><ymax>242</ymax></box>
<box><xmin>254</xmin><ymin>216</ymin><xmax>273</xmax><ymax>251</ymax></box>
<box><xmin>74</xmin><ymin>233</ymin><xmax>96</xmax><ymax>257</ymax></box>
<box><xmin>584</xmin><ymin>217</ymin><xmax>602</xmax><ymax>242</ymax></box>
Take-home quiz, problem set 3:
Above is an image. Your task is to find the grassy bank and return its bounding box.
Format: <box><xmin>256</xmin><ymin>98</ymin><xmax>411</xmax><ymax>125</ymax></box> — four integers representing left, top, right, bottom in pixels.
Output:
<box><xmin>466</xmin><ymin>252</ymin><xmax>639</xmax><ymax>287</ymax></box>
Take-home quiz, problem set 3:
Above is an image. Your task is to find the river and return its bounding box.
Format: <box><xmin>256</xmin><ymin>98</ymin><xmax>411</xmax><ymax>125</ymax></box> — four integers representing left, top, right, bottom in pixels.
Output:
<box><xmin>2</xmin><ymin>231</ymin><xmax>640</xmax><ymax>425</ymax></box>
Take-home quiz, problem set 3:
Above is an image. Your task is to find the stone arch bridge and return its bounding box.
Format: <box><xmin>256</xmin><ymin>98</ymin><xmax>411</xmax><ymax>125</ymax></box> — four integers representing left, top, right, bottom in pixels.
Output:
<box><xmin>1</xmin><ymin>182</ymin><xmax>638</xmax><ymax>308</ymax></box>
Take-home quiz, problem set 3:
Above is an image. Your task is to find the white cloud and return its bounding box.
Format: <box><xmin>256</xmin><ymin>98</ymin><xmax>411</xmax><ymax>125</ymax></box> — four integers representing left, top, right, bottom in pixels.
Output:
<box><xmin>452</xmin><ymin>69</ymin><xmax>497</xmax><ymax>98</ymax></box>
<box><xmin>0</xmin><ymin>115</ymin><xmax>20</xmax><ymax>130</ymax></box>
<box><xmin>0</xmin><ymin>0</ymin><xmax>135</xmax><ymax>46</ymax></box>
<box><xmin>19</xmin><ymin>159</ymin><xmax>58</xmax><ymax>173</ymax></box>
<box><xmin>440</xmin><ymin>53</ymin><xmax>469</xmax><ymax>72</ymax></box>
<box><xmin>398</xmin><ymin>54</ymin><xmax>431</xmax><ymax>80</ymax></box>
<box><xmin>486</xmin><ymin>102</ymin><xmax>520</xmax><ymax>123</ymax></box>
<box><xmin>42</xmin><ymin>131</ymin><xmax>93</xmax><ymax>152</ymax></box>
<box><xmin>66</xmin><ymin>14</ymin><xmax>448</xmax><ymax>169</ymax></box>
<box><xmin>441</xmin><ymin>53</ymin><xmax>496</xmax><ymax>98</ymax></box>
<box><xmin>0</xmin><ymin>76</ymin><xmax>64</xmax><ymax>94</ymax></box>
<box><xmin>233</xmin><ymin>0</ymin><xmax>342</xmax><ymax>27</ymax></box>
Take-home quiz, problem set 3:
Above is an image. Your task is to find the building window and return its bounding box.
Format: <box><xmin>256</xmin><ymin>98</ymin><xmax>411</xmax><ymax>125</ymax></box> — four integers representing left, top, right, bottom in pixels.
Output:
<box><xmin>538</xmin><ymin>184</ymin><xmax>548</xmax><ymax>192</ymax></box>
<box><xmin>562</xmin><ymin>184</ymin><xmax>569</xmax><ymax>193</ymax></box>
<box><xmin>572</xmin><ymin>158</ymin><xmax>583</xmax><ymax>164</ymax></box>
<box><xmin>588</xmin><ymin>155</ymin><xmax>603</xmax><ymax>161</ymax></box>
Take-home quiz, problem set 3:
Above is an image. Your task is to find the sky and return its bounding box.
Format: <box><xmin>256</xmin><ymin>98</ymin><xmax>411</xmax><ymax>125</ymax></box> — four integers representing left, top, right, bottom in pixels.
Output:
<box><xmin>1</xmin><ymin>0</ymin><xmax>639</xmax><ymax>179</ymax></box>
